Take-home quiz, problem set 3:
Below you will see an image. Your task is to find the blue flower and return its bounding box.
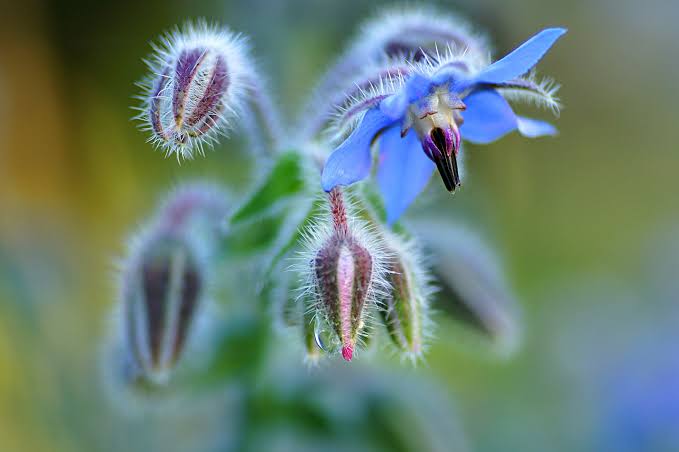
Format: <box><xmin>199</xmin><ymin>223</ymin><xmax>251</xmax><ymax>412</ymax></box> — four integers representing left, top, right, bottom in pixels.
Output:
<box><xmin>321</xmin><ymin>28</ymin><xmax>567</xmax><ymax>224</ymax></box>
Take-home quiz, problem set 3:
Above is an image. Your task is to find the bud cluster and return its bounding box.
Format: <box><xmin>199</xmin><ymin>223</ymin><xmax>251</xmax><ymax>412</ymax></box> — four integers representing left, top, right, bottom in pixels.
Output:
<box><xmin>114</xmin><ymin>6</ymin><xmax>535</xmax><ymax>384</ymax></box>
<box><xmin>293</xmin><ymin>187</ymin><xmax>446</xmax><ymax>365</ymax></box>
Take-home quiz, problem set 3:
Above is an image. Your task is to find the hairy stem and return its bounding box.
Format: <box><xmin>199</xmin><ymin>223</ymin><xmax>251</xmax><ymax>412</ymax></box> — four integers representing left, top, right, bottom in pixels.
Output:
<box><xmin>328</xmin><ymin>187</ymin><xmax>348</xmax><ymax>236</ymax></box>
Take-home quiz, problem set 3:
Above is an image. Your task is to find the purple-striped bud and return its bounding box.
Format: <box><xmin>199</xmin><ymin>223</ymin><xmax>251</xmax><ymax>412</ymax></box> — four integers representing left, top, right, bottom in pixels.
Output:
<box><xmin>314</xmin><ymin>234</ymin><xmax>372</xmax><ymax>362</ymax></box>
<box><xmin>300</xmin><ymin>189</ymin><xmax>383</xmax><ymax>362</ymax></box>
<box><xmin>121</xmin><ymin>231</ymin><xmax>205</xmax><ymax>384</ymax></box>
<box><xmin>139</xmin><ymin>23</ymin><xmax>250</xmax><ymax>158</ymax></box>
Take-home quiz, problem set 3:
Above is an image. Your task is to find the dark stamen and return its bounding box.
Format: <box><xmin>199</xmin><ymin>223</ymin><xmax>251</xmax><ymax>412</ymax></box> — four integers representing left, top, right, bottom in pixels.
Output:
<box><xmin>430</xmin><ymin>128</ymin><xmax>460</xmax><ymax>193</ymax></box>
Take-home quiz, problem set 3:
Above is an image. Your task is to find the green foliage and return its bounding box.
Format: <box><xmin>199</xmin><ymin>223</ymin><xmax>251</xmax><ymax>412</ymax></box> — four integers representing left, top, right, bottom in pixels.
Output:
<box><xmin>221</xmin><ymin>150</ymin><xmax>318</xmax><ymax>266</ymax></box>
<box><xmin>230</xmin><ymin>151</ymin><xmax>307</xmax><ymax>225</ymax></box>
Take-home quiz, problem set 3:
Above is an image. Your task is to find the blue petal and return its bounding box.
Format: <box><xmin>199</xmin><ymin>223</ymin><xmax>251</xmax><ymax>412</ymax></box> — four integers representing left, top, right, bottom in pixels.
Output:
<box><xmin>460</xmin><ymin>90</ymin><xmax>518</xmax><ymax>144</ymax></box>
<box><xmin>451</xmin><ymin>28</ymin><xmax>567</xmax><ymax>92</ymax></box>
<box><xmin>471</xmin><ymin>28</ymin><xmax>566</xmax><ymax>85</ymax></box>
<box><xmin>321</xmin><ymin>108</ymin><xmax>395</xmax><ymax>192</ymax></box>
<box><xmin>380</xmin><ymin>74</ymin><xmax>433</xmax><ymax>120</ymax></box>
<box><xmin>516</xmin><ymin>116</ymin><xmax>558</xmax><ymax>138</ymax></box>
<box><xmin>377</xmin><ymin>126</ymin><xmax>435</xmax><ymax>225</ymax></box>
<box><xmin>431</xmin><ymin>63</ymin><xmax>469</xmax><ymax>87</ymax></box>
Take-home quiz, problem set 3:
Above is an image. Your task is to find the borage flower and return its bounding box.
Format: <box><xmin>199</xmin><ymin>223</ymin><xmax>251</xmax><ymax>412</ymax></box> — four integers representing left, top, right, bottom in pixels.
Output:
<box><xmin>321</xmin><ymin>28</ymin><xmax>566</xmax><ymax>224</ymax></box>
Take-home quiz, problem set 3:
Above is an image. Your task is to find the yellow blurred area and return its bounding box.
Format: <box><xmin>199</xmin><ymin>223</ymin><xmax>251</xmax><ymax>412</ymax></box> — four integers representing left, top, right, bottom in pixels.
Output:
<box><xmin>0</xmin><ymin>8</ymin><xmax>69</xmax><ymax>215</ymax></box>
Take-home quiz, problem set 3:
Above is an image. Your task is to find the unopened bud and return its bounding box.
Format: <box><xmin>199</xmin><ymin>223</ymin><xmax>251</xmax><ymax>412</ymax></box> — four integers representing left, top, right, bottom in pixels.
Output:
<box><xmin>121</xmin><ymin>231</ymin><xmax>205</xmax><ymax>384</ymax></box>
<box><xmin>314</xmin><ymin>234</ymin><xmax>372</xmax><ymax>361</ymax></box>
<box><xmin>139</xmin><ymin>22</ymin><xmax>250</xmax><ymax>158</ymax></box>
<box><xmin>380</xmin><ymin>235</ymin><xmax>431</xmax><ymax>361</ymax></box>
<box><xmin>359</xmin><ymin>7</ymin><xmax>487</xmax><ymax>62</ymax></box>
<box><xmin>299</xmin><ymin>189</ymin><xmax>384</xmax><ymax>362</ymax></box>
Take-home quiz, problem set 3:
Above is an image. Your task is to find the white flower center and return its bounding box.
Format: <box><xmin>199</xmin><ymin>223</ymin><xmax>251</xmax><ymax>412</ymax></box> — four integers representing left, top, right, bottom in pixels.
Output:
<box><xmin>405</xmin><ymin>89</ymin><xmax>465</xmax><ymax>139</ymax></box>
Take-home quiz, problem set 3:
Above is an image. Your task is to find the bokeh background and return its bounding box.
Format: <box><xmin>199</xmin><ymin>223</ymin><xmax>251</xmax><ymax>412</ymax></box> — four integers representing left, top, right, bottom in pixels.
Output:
<box><xmin>1</xmin><ymin>0</ymin><xmax>678</xmax><ymax>451</ymax></box>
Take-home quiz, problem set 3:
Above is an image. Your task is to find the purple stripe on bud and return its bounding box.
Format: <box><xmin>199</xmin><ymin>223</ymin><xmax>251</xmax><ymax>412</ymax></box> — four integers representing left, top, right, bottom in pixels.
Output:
<box><xmin>384</xmin><ymin>26</ymin><xmax>483</xmax><ymax>56</ymax></box>
<box><xmin>313</xmin><ymin>188</ymin><xmax>372</xmax><ymax>362</ymax></box>
<box><xmin>384</xmin><ymin>41</ymin><xmax>430</xmax><ymax>62</ymax></box>
<box><xmin>187</xmin><ymin>107</ymin><xmax>224</xmax><ymax>138</ymax></box>
<box><xmin>125</xmin><ymin>234</ymin><xmax>203</xmax><ymax>383</ymax></box>
<box><xmin>172</xmin><ymin>48</ymin><xmax>208</xmax><ymax>128</ymax></box>
<box><xmin>314</xmin><ymin>235</ymin><xmax>372</xmax><ymax>362</ymax></box>
<box><xmin>336</xmin><ymin>246</ymin><xmax>355</xmax><ymax>350</ymax></box>
<box><xmin>186</xmin><ymin>54</ymin><xmax>230</xmax><ymax>128</ymax></box>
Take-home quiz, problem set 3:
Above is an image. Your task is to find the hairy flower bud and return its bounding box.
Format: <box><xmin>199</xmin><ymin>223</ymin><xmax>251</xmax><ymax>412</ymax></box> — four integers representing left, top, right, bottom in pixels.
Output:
<box><xmin>314</xmin><ymin>234</ymin><xmax>372</xmax><ymax>361</ymax></box>
<box><xmin>355</xmin><ymin>7</ymin><xmax>487</xmax><ymax>66</ymax></box>
<box><xmin>120</xmin><ymin>230</ymin><xmax>206</xmax><ymax>384</ymax></box>
<box><xmin>296</xmin><ymin>6</ymin><xmax>487</xmax><ymax>141</ymax></box>
<box><xmin>298</xmin><ymin>189</ymin><xmax>385</xmax><ymax>362</ymax></box>
<box><xmin>380</xmin><ymin>235</ymin><xmax>432</xmax><ymax>361</ymax></box>
<box><xmin>138</xmin><ymin>22</ymin><xmax>250</xmax><ymax>158</ymax></box>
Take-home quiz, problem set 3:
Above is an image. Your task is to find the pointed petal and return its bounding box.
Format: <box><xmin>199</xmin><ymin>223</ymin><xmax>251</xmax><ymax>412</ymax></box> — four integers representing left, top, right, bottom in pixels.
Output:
<box><xmin>460</xmin><ymin>90</ymin><xmax>518</xmax><ymax>144</ymax></box>
<box><xmin>380</xmin><ymin>74</ymin><xmax>434</xmax><ymax>120</ymax></box>
<box><xmin>322</xmin><ymin>109</ymin><xmax>395</xmax><ymax>191</ymax></box>
<box><xmin>471</xmin><ymin>28</ymin><xmax>566</xmax><ymax>85</ymax></box>
<box><xmin>377</xmin><ymin>126</ymin><xmax>435</xmax><ymax>225</ymax></box>
<box><xmin>516</xmin><ymin>116</ymin><xmax>558</xmax><ymax>138</ymax></box>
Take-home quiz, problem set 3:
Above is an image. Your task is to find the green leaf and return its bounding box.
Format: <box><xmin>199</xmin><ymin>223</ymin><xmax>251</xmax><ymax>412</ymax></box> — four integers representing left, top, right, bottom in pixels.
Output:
<box><xmin>222</xmin><ymin>207</ymin><xmax>289</xmax><ymax>256</ymax></box>
<box><xmin>230</xmin><ymin>150</ymin><xmax>307</xmax><ymax>225</ymax></box>
<box><xmin>219</xmin><ymin>147</ymin><xmax>330</xmax><ymax>267</ymax></box>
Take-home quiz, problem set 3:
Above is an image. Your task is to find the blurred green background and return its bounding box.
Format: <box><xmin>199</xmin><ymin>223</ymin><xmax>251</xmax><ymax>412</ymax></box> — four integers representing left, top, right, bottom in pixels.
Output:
<box><xmin>1</xmin><ymin>0</ymin><xmax>678</xmax><ymax>451</ymax></box>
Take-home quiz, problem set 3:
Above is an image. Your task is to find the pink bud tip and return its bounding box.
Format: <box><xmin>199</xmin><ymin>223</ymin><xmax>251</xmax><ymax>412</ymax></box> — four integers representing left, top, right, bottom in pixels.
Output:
<box><xmin>341</xmin><ymin>345</ymin><xmax>353</xmax><ymax>362</ymax></box>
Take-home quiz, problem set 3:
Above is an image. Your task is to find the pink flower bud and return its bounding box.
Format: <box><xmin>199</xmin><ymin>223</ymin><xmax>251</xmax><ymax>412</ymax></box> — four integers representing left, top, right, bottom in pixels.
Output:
<box><xmin>314</xmin><ymin>234</ymin><xmax>373</xmax><ymax>361</ymax></box>
<box><xmin>299</xmin><ymin>189</ymin><xmax>386</xmax><ymax>362</ymax></box>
